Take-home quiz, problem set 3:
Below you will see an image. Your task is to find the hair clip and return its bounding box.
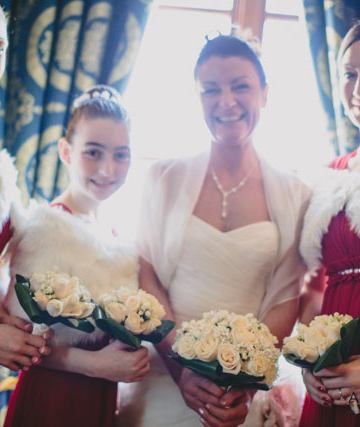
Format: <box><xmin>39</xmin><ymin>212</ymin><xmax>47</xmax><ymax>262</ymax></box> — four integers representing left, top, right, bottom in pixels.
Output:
<box><xmin>73</xmin><ymin>87</ymin><xmax>120</xmax><ymax>109</ymax></box>
<box><xmin>205</xmin><ymin>30</ymin><xmax>222</xmax><ymax>42</ymax></box>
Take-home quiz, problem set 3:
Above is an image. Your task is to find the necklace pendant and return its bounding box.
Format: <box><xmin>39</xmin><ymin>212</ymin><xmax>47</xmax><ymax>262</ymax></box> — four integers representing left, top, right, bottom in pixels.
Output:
<box><xmin>221</xmin><ymin>198</ymin><xmax>227</xmax><ymax>219</ymax></box>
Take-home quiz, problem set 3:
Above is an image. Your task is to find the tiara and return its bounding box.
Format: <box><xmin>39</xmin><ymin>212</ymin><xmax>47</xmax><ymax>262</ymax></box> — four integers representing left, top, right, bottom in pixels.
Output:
<box><xmin>232</xmin><ymin>26</ymin><xmax>262</xmax><ymax>57</ymax></box>
<box><xmin>73</xmin><ymin>87</ymin><xmax>121</xmax><ymax>109</ymax></box>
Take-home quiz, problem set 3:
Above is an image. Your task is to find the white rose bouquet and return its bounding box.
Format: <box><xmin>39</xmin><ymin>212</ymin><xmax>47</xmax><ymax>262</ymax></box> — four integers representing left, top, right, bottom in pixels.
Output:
<box><xmin>15</xmin><ymin>272</ymin><xmax>95</xmax><ymax>332</ymax></box>
<box><xmin>283</xmin><ymin>313</ymin><xmax>360</xmax><ymax>372</ymax></box>
<box><xmin>169</xmin><ymin>310</ymin><xmax>280</xmax><ymax>390</ymax></box>
<box><xmin>93</xmin><ymin>287</ymin><xmax>175</xmax><ymax>348</ymax></box>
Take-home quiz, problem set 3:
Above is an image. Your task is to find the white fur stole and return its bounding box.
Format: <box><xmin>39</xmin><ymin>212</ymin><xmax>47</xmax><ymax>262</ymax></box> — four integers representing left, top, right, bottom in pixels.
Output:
<box><xmin>300</xmin><ymin>167</ymin><xmax>360</xmax><ymax>271</ymax></box>
<box><xmin>0</xmin><ymin>149</ymin><xmax>23</xmax><ymax>229</ymax></box>
<box><xmin>6</xmin><ymin>202</ymin><xmax>139</xmax><ymax>346</ymax></box>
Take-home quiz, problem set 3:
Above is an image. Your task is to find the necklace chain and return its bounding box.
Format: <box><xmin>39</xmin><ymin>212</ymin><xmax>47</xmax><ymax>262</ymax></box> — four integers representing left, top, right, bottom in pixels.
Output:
<box><xmin>211</xmin><ymin>166</ymin><xmax>254</xmax><ymax>219</ymax></box>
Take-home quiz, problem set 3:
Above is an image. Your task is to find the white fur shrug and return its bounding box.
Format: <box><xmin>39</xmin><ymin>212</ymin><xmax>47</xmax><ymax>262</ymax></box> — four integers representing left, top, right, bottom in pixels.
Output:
<box><xmin>5</xmin><ymin>203</ymin><xmax>139</xmax><ymax>346</ymax></box>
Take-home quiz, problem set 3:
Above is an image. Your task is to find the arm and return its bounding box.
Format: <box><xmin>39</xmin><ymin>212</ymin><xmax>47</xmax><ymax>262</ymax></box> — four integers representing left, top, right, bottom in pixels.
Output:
<box><xmin>139</xmin><ymin>257</ymin><xmax>250</xmax><ymax>427</ymax></box>
<box><xmin>39</xmin><ymin>340</ymin><xmax>150</xmax><ymax>383</ymax></box>
<box><xmin>298</xmin><ymin>269</ymin><xmax>325</xmax><ymax>325</ymax></box>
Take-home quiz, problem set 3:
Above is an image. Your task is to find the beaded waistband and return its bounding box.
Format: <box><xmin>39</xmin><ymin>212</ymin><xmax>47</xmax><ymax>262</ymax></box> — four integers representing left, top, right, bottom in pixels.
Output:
<box><xmin>339</xmin><ymin>268</ymin><xmax>360</xmax><ymax>275</ymax></box>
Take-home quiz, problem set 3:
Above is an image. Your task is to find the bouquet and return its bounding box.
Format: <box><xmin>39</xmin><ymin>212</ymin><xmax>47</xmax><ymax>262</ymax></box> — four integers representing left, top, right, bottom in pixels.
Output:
<box><xmin>283</xmin><ymin>313</ymin><xmax>360</xmax><ymax>372</ymax></box>
<box><xmin>15</xmin><ymin>271</ymin><xmax>95</xmax><ymax>332</ymax></box>
<box><xmin>93</xmin><ymin>287</ymin><xmax>175</xmax><ymax>348</ymax></box>
<box><xmin>169</xmin><ymin>310</ymin><xmax>280</xmax><ymax>390</ymax></box>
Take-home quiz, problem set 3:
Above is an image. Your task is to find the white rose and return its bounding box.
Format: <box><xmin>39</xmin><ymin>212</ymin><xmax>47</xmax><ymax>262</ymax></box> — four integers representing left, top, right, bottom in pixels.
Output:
<box><xmin>124</xmin><ymin>295</ymin><xmax>141</xmax><ymax>313</ymax></box>
<box><xmin>29</xmin><ymin>273</ymin><xmax>46</xmax><ymax>292</ymax></box>
<box><xmin>61</xmin><ymin>294</ymin><xmax>80</xmax><ymax>315</ymax></box>
<box><xmin>245</xmin><ymin>354</ymin><xmax>269</xmax><ymax>377</ymax></box>
<box><xmin>264</xmin><ymin>363</ymin><xmax>278</xmax><ymax>386</ymax></box>
<box><xmin>77</xmin><ymin>302</ymin><xmax>95</xmax><ymax>318</ymax></box>
<box><xmin>33</xmin><ymin>291</ymin><xmax>51</xmax><ymax>311</ymax></box>
<box><xmin>217</xmin><ymin>343</ymin><xmax>241</xmax><ymax>375</ymax></box>
<box><xmin>53</xmin><ymin>277</ymin><xmax>75</xmax><ymax>299</ymax></box>
<box><xmin>141</xmin><ymin>318</ymin><xmax>161</xmax><ymax>335</ymax></box>
<box><xmin>46</xmin><ymin>299</ymin><xmax>64</xmax><ymax>317</ymax></box>
<box><xmin>283</xmin><ymin>338</ymin><xmax>319</xmax><ymax>363</ymax></box>
<box><xmin>324</xmin><ymin>323</ymin><xmax>342</xmax><ymax>342</ymax></box>
<box><xmin>173</xmin><ymin>334</ymin><xmax>197</xmax><ymax>360</ymax></box>
<box><xmin>194</xmin><ymin>334</ymin><xmax>219</xmax><ymax>362</ymax></box>
<box><xmin>317</xmin><ymin>336</ymin><xmax>336</xmax><ymax>356</ymax></box>
<box><xmin>125</xmin><ymin>312</ymin><xmax>145</xmax><ymax>334</ymax></box>
<box><xmin>303</xmin><ymin>327</ymin><xmax>326</xmax><ymax>347</ymax></box>
<box><xmin>104</xmin><ymin>301</ymin><xmax>126</xmax><ymax>323</ymax></box>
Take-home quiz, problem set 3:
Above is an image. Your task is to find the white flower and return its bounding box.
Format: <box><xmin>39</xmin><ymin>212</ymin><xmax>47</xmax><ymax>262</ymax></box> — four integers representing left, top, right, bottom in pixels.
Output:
<box><xmin>125</xmin><ymin>312</ymin><xmax>145</xmax><ymax>334</ymax></box>
<box><xmin>33</xmin><ymin>290</ymin><xmax>51</xmax><ymax>311</ymax></box>
<box><xmin>46</xmin><ymin>299</ymin><xmax>63</xmax><ymax>317</ymax></box>
<box><xmin>104</xmin><ymin>301</ymin><xmax>126</xmax><ymax>323</ymax></box>
<box><xmin>173</xmin><ymin>334</ymin><xmax>197</xmax><ymax>360</ymax></box>
<box><xmin>217</xmin><ymin>343</ymin><xmax>241</xmax><ymax>375</ymax></box>
<box><xmin>194</xmin><ymin>334</ymin><xmax>219</xmax><ymax>362</ymax></box>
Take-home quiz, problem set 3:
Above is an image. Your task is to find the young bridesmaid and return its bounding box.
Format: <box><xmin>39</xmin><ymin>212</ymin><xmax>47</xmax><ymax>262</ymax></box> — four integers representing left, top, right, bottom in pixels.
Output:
<box><xmin>3</xmin><ymin>85</ymin><xmax>150</xmax><ymax>427</ymax></box>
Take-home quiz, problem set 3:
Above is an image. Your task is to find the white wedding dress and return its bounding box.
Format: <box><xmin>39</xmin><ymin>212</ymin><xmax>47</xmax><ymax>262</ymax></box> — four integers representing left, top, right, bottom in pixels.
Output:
<box><xmin>118</xmin><ymin>216</ymin><xmax>279</xmax><ymax>427</ymax></box>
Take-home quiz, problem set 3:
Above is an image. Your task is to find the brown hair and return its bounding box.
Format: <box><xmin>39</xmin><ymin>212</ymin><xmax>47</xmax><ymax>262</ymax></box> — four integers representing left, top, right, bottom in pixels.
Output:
<box><xmin>338</xmin><ymin>21</ymin><xmax>360</xmax><ymax>65</ymax></box>
<box><xmin>65</xmin><ymin>85</ymin><xmax>129</xmax><ymax>144</ymax></box>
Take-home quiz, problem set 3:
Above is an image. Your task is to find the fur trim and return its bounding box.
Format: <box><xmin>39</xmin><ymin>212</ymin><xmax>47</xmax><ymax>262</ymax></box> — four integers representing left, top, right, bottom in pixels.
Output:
<box><xmin>6</xmin><ymin>203</ymin><xmax>139</xmax><ymax>346</ymax></box>
<box><xmin>0</xmin><ymin>149</ymin><xmax>23</xmax><ymax>228</ymax></box>
<box><xmin>300</xmin><ymin>168</ymin><xmax>360</xmax><ymax>270</ymax></box>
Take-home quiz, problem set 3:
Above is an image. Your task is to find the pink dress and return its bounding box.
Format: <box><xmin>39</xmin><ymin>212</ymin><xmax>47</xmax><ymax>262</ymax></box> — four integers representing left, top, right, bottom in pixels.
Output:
<box><xmin>300</xmin><ymin>150</ymin><xmax>360</xmax><ymax>426</ymax></box>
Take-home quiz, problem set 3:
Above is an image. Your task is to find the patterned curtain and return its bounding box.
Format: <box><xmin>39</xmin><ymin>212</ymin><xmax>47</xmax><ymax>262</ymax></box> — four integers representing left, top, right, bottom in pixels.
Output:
<box><xmin>302</xmin><ymin>0</ymin><xmax>360</xmax><ymax>155</ymax></box>
<box><xmin>0</xmin><ymin>0</ymin><xmax>153</xmax><ymax>204</ymax></box>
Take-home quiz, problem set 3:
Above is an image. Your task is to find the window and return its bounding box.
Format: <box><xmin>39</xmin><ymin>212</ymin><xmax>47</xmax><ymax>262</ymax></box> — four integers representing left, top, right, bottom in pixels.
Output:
<box><xmin>101</xmin><ymin>0</ymin><xmax>331</xmax><ymax>236</ymax></box>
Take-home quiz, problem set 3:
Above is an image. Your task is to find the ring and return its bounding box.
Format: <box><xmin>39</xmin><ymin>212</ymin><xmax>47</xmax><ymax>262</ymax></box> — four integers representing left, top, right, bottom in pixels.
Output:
<box><xmin>339</xmin><ymin>388</ymin><xmax>345</xmax><ymax>401</ymax></box>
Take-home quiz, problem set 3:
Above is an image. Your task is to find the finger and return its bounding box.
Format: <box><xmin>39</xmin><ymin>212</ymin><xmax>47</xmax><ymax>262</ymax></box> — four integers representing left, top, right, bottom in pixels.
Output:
<box><xmin>328</xmin><ymin>387</ymin><xmax>353</xmax><ymax>406</ymax></box>
<box><xmin>316</xmin><ymin>366</ymin><xmax>343</xmax><ymax>377</ymax></box>
<box><xmin>42</xmin><ymin>329</ymin><xmax>54</xmax><ymax>340</ymax></box>
<box><xmin>199</xmin><ymin>405</ymin><xmax>246</xmax><ymax>427</ymax></box>
<box><xmin>219</xmin><ymin>388</ymin><xmax>247</xmax><ymax>408</ymax></box>
<box><xmin>197</xmin><ymin>377</ymin><xmax>225</xmax><ymax>399</ymax></box>
<box><xmin>12</xmin><ymin>353</ymin><xmax>33</xmax><ymax>368</ymax></box>
<box><xmin>321</xmin><ymin>377</ymin><xmax>349</xmax><ymax>390</ymax></box>
<box><xmin>2</xmin><ymin>316</ymin><xmax>32</xmax><ymax>331</ymax></box>
<box><xmin>31</xmin><ymin>356</ymin><xmax>41</xmax><ymax>365</ymax></box>
<box><xmin>206</xmin><ymin>401</ymin><xmax>248</xmax><ymax>423</ymax></box>
<box><xmin>38</xmin><ymin>346</ymin><xmax>52</xmax><ymax>356</ymax></box>
<box><xmin>25</xmin><ymin>334</ymin><xmax>47</xmax><ymax>348</ymax></box>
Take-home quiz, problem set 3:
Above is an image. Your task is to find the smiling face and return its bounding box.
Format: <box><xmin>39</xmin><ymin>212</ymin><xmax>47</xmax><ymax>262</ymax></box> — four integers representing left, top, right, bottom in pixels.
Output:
<box><xmin>60</xmin><ymin>117</ymin><xmax>130</xmax><ymax>204</ymax></box>
<box><xmin>339</xmin><ymin>39</ymin><xmax>360</xmax><ymax>128</ymax></box>
<box><xmin>196</xmin><ymin>55</ymin><xmax>267</xmax><ymax>148</ymax></box>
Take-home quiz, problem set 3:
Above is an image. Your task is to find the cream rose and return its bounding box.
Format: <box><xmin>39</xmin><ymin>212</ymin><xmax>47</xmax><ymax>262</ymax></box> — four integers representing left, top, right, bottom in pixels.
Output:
<box><xmin>124</xmin><ymin>295</ymin><xmax>141</xmax><ymax>313</ymax></box>
<box><xmin>245</xmin><ymin>354</ymin><xmax>269</xmax><ymax>377</ymax></box>
<box><xmin>33</xmin><ymin>290</ymin><xmax>51</xmax><ymax>311</ymax></box>
<box><xmin>264</xmin><ymin>363</ymin><xmax>278</xmax><ymax>386</ymax></box>
<box><xmin>217</xmin><ymin>343</ymin><xmax>241</xmax><ymax>375</ymax></box>
<box><xmin>104</xmin><ymin>301</ymin><xmax>126</xmax><ymax>323</ymax></box>
<box><xmin>46</xmin><ymin>299</ymin><xmax>64</xmax><ymax>317</ymax></box>
<box><xmin>142</xmin><ymin>318</ymin><xmax>161</xmax><ymax>335</ymax></box>
<box><xmin>125</xmin><ymin>312</ymin><xmax>145</xmax><ymax>334</ymax></box>
<box><xmin>324</xmin><ymin>323</ymin><xmax>342</xmax><ymax>342</ymax></box>
<box><xmin>283</xmin><ymin>338</ymin><xmax>319</xmax><ymax>363</ymax></box>
<box><xmin>194</xmin><ymin>335</ymin><xmax>219</xmax><ymax>362</ymax></box>
<box><xmin>173</xmin><ymin>334</ymin><xmax>197</xmax><ymax>360</ymax></box>
<box><xmin>29</xmin><ymin>273</ymin><xmax>46</xmax><ymax>292</ymax></box>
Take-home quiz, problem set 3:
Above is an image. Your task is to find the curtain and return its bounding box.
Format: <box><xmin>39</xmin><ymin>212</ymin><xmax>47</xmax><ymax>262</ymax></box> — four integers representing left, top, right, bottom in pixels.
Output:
<box><xmin>0</xmin><ymin>0</ymin><xmax>153</xmax><ymax>204</ymax></box>
<box><xmin>302</xmin><ymin>0</ymin><xmax>360</xmax><ymax>155</ymax></box>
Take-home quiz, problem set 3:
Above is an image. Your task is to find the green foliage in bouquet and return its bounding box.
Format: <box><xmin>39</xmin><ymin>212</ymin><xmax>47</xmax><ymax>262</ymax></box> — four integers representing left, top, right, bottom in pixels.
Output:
<box><xmin>15</xmin><ymin>275</ymin><xmax>95</xmax><ymax>333</ymax></box>
<box><xmin>168</xmin><ymin>351</ymin><xmax>269</xmax><ymax>390</ymax></box>
<box><xmin>284</xmin><ymin>317</ymin><xmax>360</xmax><ymax>372</ymax></box>
<box><xmin>93</xmin><ymin>306</ymin><xmax>175</xmax><ymax>349</ymax></box>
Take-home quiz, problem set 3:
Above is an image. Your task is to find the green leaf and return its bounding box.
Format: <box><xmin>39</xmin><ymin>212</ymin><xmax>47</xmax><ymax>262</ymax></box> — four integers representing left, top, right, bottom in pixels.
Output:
<box><xmin>93</xmin><ymin>306</ymin><xmax>141</xmax><ymax>348</ymax></box>
<box><xmin>138</xmin><ymin>320</ymin><xmax>176</xmax><ymax>344</ymax></box>
<box><xmin>168</xmin><ymin>351</ymin><xmax>268</xmax><ymax>390</ymax></box>
<box><xmin>283</xmin><ymin>353</ymin><xmax>315</xmax><ymax>369</ymax></box>
<box><xmin>93</xmin><ymin>306</ymin><xmax>175</xmax><ymax>349</ymax></box>
<box><xmin>15</xmin><ymin>280</ymin><xmax>95</xmax><ymax>333</ymax></box>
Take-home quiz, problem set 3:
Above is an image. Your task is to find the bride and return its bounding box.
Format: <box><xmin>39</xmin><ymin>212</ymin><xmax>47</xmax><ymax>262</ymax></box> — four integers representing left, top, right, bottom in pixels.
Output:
<box><xmin>119</xmin><ymin>34</ymin><xmax>310</xmax><ymax>426</ymax></box>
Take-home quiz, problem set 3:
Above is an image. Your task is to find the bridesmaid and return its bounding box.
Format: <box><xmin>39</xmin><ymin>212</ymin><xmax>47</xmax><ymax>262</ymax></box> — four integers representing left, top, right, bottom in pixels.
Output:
<box><xmin>300</xmin><ymin>21</ymin><xmax>360</xmax><ymax>427</ymax></box>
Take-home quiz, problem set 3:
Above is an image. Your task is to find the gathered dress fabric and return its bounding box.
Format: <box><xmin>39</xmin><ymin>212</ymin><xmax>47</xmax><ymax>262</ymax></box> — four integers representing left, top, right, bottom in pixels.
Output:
<box><xmin>3</xmin><ymin>203</ymin><xmax>139</xmax><ymax>427</ymax></box>
<box><xmin>117</xmin><ymin>151</ymin><xmax>311</xmax><ymax>426</ymax></box>
<box><xmin>300</xmin><ymin>150</ymin><xmax>360</xmax><ymax>427</ymax></box>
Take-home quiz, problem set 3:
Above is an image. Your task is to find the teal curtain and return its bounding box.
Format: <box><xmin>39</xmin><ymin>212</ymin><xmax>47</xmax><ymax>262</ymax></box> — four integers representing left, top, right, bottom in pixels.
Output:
<box><xmin>0</xmin><ymin>0</ymin><xmax>153</xmax><ymax>204</ymax></box>
<box><xmin>302</xmin><ymin>0</ymin><xmax>360</xmax><ymax>155</ymax></box>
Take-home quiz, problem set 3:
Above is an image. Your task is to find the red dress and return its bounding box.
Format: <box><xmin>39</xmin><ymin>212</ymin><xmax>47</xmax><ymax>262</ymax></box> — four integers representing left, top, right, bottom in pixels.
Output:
<box><xmin>3</xmin><ymin>204</ymin><xmax>117</xmax><ymax>427</ymax></box>
<box><xmin>300</xmin><ymin>150</ymin><xmax>360</xmax><ymax>426</ymax></box>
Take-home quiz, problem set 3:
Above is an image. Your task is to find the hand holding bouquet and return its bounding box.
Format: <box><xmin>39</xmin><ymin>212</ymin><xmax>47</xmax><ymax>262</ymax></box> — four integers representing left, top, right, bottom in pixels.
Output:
<box><xmin>15</xmin><ymin>271</ymin><xmax>95</xmax><ymax>332</ymax></box>
<box><xmin>169</xmin><ymin>310</ymin><xmax>280</xmax><ymax>390</ymax></box>
<box><xmin>93</xmin><ymin>287</ymin><xmax>175</xmax><ymax>348</ymax></box>
<box><xmin>283</xmin><ymin>313</ymin><xmax>360</xmax><ymax>372</ymax></box>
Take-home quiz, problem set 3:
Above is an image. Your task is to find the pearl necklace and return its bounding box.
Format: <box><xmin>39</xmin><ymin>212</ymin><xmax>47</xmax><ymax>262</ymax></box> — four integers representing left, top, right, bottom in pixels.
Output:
<box><xmin>211</xmin><ymin>167</ymin><xmax>254</xmax><ymax>219</ymax></box>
